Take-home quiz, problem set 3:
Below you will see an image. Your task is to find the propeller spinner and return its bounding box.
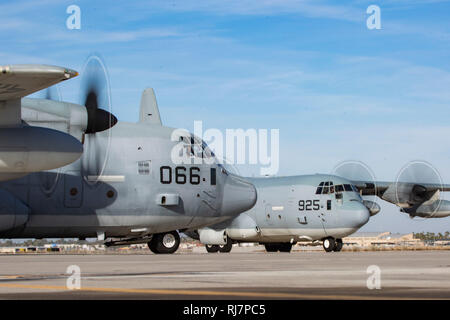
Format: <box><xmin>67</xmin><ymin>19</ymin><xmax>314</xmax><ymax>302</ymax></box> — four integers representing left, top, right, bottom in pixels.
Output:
<box><xmin>80</xmin><ymin>54</ymin><xmax>117</xmax><ymax>134</ymax></box>
<box><xmin>79</xmin><ymin>54</ymin><xmax>117</xmax><ymax>183</ymax></box>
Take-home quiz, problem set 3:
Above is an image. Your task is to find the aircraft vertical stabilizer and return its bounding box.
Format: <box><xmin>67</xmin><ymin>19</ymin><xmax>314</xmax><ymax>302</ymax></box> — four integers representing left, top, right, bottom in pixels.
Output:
<box><xmin>139</xmin><ymin>88</ymin><xmax>162</xmax><ymax>125</ymax></box>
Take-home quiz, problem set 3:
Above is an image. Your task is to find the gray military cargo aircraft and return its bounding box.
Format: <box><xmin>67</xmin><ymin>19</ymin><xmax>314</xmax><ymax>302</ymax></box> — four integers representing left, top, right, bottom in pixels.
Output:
<box><xmin>188</xmin><ymin>175</ymin><xmax>372</xmax><ymax>253</ymax></box>
<box><xmin>0</xmin><ymin>62</ymin><xmax>257</xmax><ymax>253</ymax></box>
<box><xmin>189</xmin><ymin>168</ymin><xmax>450</xmax><ymax>253</ymax></box>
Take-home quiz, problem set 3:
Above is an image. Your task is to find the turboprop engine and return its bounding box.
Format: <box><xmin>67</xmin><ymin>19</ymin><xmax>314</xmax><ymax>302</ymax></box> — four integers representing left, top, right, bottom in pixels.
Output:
<box><xmin>0</xmin><ymin>63</ymin><xmax>118</xmax><ymax>182</ymax></box>
<box><xmin>401</xmin><ymin>199</ymin><xmax>450</xmax><ymax>218</ymax></box>
<box><xmin>382</xmin><ymin>184</ymin><xmax>450</xmax><ymax>218</ymax></box>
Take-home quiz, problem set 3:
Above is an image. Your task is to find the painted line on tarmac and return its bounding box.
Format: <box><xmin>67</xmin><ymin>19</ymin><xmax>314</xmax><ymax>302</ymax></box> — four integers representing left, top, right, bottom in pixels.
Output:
<box><xmin>0</xmin><ymin>283</ymin><xmax>439</xmax><ymax>300</ymax></box>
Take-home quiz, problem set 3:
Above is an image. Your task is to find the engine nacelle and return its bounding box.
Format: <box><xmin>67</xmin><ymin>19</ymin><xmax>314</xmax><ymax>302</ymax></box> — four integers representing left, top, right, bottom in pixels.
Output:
<box><xmin>405</xmin><ymin>200</ymin><xmax>450</xmax><ymax>218</ymax></box>
<box><xmin>362</xmin><ymin>200</ymin><xmax>381</xmax><ymax>216</ymax></box>
<box><xmin>198</xmin><ymin>227</ymin><xmax>227</xmax><ymax>245</ymax></box>
<box><xmin>382</xmin><ymin>183</ymin><xmax>436</xmax><ymax>208</ymax></box>
<box><xmin>0</xmin><ymin>189</ymin><xmax>29</xmax><ymax>232</ymax></box>
<box><xmin>22</xmin><ymin>98</ymin><xmax>117</xmax><ymax>138</ymax></box>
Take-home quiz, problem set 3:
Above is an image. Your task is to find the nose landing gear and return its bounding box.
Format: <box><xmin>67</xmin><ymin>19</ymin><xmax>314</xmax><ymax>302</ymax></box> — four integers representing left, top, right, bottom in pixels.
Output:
<box><xmin>322</xmin><ymin>237</ymin><xmax>343</xmax><ymax>252</ymax></box>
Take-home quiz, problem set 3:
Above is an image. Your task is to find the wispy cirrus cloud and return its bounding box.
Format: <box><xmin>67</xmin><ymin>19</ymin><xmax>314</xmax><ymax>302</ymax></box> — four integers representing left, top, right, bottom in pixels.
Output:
<box><xmin>42</xmin><ymin>27</ymin><xmax>187</xmax><ymax>44</ymax></box>
<box><xmin>133</xmin><ymin>0</ymin><xmax>365</xmax><ymax>21</ymax></box>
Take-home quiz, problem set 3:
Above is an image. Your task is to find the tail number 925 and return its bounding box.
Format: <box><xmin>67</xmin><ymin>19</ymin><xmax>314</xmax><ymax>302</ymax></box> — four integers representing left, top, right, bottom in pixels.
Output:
<box><xmin>298</xmin><ymin>200</ymin><xmax>320</xmax><ymax>211</ymax></box>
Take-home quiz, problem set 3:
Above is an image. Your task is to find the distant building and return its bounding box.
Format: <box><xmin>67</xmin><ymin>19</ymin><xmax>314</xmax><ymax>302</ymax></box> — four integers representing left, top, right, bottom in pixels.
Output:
<box><xmin>344</xmin><ymin>232</ymin><xmax>423</xmax><ymax>247</ymax></box>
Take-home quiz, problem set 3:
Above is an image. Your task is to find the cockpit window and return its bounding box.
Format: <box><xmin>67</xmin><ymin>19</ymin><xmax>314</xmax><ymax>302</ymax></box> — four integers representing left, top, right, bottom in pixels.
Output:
<box><xmin>316</xmin><ymin>181</ymin><xmax>336</xmax><ymax>194</ymax></box>
<box><xmin>328</xmin><ymin>183</ymin><xmax>359</xmax><ymax>194</ymax></box>
<box><xmin>315</xmin><ymin>184</ymin><xmax>323</xmax><ymax>194</ymax></box>
<box><xmin>323</xmin><ymin>182</ymin><xmax>329</xmax><ymax>194</ymax></box>
<box><xmin>202</xmin><ymin>141</ymin><xmax>214</xmax><ymax>157</ymax></box>
<box><xmin>180</xmin><ymin>134</ymin><xmax>214</xmax><ymax>159</ymax></box>
<box><xmin>327</xmin><ymin>181</ymin><xmax>334</xmax><ymax>194</ymax></box>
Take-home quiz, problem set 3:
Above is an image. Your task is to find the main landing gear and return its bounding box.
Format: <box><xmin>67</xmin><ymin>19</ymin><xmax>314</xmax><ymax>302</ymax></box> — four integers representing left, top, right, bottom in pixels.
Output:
<box><xmin>148</xmin><ymin>231</ymin><xmax>180</xmax><ymax>254</ymax></box>
<box><xmin>264</xmin><ymin>243</ymin><xmax>293</xmax><ymax>253</ymax></box>
<box><xmin>322</xmin><ymin>237</ymin><xmax>343</xmax><ymax>252</ymax></box>
<box><xmin>205</xmin><ymin>238</ymin><xmax>233</xmax><ymax>253</ymax></box>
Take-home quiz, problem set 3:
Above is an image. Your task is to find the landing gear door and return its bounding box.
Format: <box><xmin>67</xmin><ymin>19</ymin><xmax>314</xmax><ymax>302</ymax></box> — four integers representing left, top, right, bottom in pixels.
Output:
<box><xmin>64</xmin><ymin>171</ymin><xmax>83</xmax><ymax>208</ymax></box>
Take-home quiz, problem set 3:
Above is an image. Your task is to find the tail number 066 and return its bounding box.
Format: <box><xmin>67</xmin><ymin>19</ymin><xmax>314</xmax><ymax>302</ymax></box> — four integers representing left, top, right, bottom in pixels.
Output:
<box><xmin>160</xmin><ymin>166</ymin><xmax>200</xmax><ymax>185</ymax></box>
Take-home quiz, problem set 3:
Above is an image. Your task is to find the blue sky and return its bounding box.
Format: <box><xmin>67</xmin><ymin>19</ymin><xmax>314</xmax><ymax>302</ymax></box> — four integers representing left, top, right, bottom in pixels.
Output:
<box><xmin>2</xmin><ymin>0</ymin><xmax>450</xmax><ymax>233</ymax></box>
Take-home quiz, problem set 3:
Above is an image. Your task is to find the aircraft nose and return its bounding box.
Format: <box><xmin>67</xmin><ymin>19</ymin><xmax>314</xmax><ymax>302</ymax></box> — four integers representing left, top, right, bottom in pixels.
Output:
<box><xmin>220</xmin><ymin>174</ymin><xmax>257</xmax><ymax>217</ymax></box>
<box><xmin>341</xmin><ymin>200</ymin><xmax>370</xmax><ymax>229</ymax></box>
<box><xmin>351</xmin><ymin>201</ymin><xmax>371</xmax><ymax>228</ymax></box>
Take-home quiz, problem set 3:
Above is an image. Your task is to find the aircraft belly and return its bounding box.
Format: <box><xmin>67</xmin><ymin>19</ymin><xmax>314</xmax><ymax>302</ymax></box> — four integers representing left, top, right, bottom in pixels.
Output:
<box><xmin>15</xmin><ymin>213</ymin><xmax>197</xmax><ymax>238</ymax></box>
<box><xmin>259</xmin><ymin>227</ymin><xmax>324</xmax><ymax>241</ymax></box>
<box><xmin>321</xmin><ymin>227</ymin><xmax>359</xmax><ymax>239</ymax></box>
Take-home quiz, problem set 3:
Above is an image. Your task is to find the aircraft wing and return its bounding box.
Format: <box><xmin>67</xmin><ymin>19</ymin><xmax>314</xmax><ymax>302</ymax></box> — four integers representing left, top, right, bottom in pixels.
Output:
<box><xmin>0</xmin><ymin>64</ymin><xmax>78</xmax><ymax>101</ymax></box>
<box><xmin>351</xmin><ymin>180</ymin><xmax>450</xmax><ymax>196</ymax></box>
<box><xmin>0</xmin><ymin>64</ymin><xmax>78</xmax><ymax>126</ymax></box>
<box><xmin>351</xmin><ymin>180</ymin><xmax>450</xmax><ymax>218</ymax></box>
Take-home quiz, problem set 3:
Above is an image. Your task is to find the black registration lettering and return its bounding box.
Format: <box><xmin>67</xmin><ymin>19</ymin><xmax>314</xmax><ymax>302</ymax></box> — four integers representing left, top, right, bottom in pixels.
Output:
<box><xmin>299</xmin><ymin>199</ymin><xmax>321</xmax><ymax>211</ymax></box>
<box><xmin>159</xmin><ymin>166</ymin><xmax>203</xmax><ymax>185</ymax></box>
<box><xmin>160</xmin><ymin>166</ymin><xmax>172</xmax><ymax>184</ymax></box>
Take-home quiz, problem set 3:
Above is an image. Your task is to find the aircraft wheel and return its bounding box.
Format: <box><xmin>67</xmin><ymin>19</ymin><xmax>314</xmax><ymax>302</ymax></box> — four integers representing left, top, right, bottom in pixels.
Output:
<box><xmin>323</xmin><ymin>237</ymin><xmax>335</xmax><ymax>252</ymax></box>
<box><xmin>205</xmin><ymin>244</ymin><xmax>220</xmax><ymax>253</ymax></box>
<box><xmin>147</xmin><ymin>239</ymin><xmax>158</xmax><ymax>254</ymax></box>
<box><xmin>264</xmin><ymin>243</ymin><xmax>278</xmax><ymax>252</ymax></box>
<box><xmin>333</xmin><ymin>239</ymin><xmax>343</xmax><ymax>252</ymax></box>
<box><xmin>219</xmin><ymin>239</ymin><xmax>233</xmax><ymax>253</ymax></box>
<box><xmin>148</xmin><ymin>231</ymin><xmax>180</xmax><ymax>254</ymax></box>
<box><xmin>278</xmin><ymin>243</ymin><xmax>292</xmax><ymax>253</ymax></box>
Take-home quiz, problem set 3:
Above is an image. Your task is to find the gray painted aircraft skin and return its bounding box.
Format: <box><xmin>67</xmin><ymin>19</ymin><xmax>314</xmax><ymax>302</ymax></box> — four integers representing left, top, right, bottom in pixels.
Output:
<box><xmin>195</xmin><ymin>175</ymin><xmax>370</xmax><ymax>250</ymax></box>
<box><xmin>0</xmin><ymin>119</ymin><xmax>256</xmax><ymax>239</ymax></box>
<box><xmin>231</xmin><ymin>175</ymin><xmax>370</xmax><ymax>242</ymax></box>
<box><xmin>0</xmin><ymin>64</ymin><xmax>257</xmax><ymax>253</ymax></box>
<box><xmin>195</xmin><ymin>173</ymin><xmax>450</xmax><ymax>253</ymax></box>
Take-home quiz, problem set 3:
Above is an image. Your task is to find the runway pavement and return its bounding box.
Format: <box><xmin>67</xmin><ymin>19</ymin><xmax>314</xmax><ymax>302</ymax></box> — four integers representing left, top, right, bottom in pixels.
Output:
<box><xmin>0</xmin><ymin>248</ymin><xmax>449</xmax><ymax>299</ymax></box>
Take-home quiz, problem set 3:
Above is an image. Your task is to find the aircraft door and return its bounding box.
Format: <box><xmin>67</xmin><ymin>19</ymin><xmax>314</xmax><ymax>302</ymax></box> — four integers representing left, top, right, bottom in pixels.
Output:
<box><xmin>64</xmin><ymin>170</ymin><xmax>83</xmax><ymax>208</ymax></box>
<box><xmin>318</xmin><ymin>181</ymin><xmax>336</xmax><ymax>235</ymax></box>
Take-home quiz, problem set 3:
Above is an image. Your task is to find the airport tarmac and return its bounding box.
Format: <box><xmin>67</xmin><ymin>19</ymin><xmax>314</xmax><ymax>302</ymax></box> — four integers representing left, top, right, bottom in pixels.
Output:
<box><xmin>0</xmin><ymin>248</ymin><xmax>449</xmax><ymax>299</ymax></box>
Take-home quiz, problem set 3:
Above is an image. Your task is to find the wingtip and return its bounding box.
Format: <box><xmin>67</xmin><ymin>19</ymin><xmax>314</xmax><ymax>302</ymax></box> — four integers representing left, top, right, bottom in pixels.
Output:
<box><xmin>64</xmin><ymin>68</ymin><xmax>79</xmax><ymax>79</ymax></box>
